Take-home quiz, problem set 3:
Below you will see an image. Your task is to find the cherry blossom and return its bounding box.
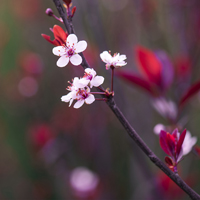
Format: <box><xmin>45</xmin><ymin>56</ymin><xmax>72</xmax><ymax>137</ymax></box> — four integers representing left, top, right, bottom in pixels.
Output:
<box><xmin>61</xmin><ymin>80</ymin><xmax>95</xmax><ymax>109</ymax></box>
<box><xmin>53</xmin><ymin>34</ymin><xmax>87</xmax><ymax>67</ymax></box>
<box><xmin>100</xmin><ymin>51</ymin><xmax>127</xmax><ymax>70</ymax></box>
<box><xmin>73</xmin><ymin>87</ymin><xmax>95</xmax><ymax>109</ymax></box>
<box><xmin>79</xmin><ymin>68</ymin><xmax>104</xmax><ymax>88</ymax></box>
<box><xmin>61</xmin><ymin>77</ymin><xmax>83</xmax><ymax>106</ymax></box>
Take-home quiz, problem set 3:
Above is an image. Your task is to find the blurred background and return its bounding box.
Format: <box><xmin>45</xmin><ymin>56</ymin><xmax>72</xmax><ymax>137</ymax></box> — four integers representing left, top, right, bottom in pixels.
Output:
<box><xmin>0</xmin><ymin>0</ymin><xmax>200</xmax><ymax>199</ymax></box>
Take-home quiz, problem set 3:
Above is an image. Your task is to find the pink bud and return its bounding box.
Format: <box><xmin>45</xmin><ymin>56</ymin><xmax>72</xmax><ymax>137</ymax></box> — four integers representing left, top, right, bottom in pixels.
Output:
<box><xmin>45</xmin><ymin>8</ymin><xmax>54</xmax><ymax>16</ymax></box>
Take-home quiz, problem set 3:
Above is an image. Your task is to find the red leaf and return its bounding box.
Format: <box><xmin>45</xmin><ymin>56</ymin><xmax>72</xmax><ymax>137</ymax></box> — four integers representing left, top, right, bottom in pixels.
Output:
<box><xmin>71</xmin><ymin>6</ymin><xmax>76</xmax><ymax>17</ymax></box>
<box><xmin>179</xmin><ymin>80</ymin><xmax>200</xmax><ymax>107</ymax></box>
<box><xmin>41</xmin><ymin>34</ymin><xmax>59</xmax><ymax>46</ymax></box>
<box><xmin>176</xmin><ymin>129</ymin><xmax>186</xmax><ymax>157</ymax></box>
<box><xmin>135</xmin><ymin>46</ymin><xmax>162</xmax><ymax>86</ymax></box>
<box><xmin>160</xmin><ymin>130</ymin><xmax>171</xmax><ymax>156</ymax></box>
<box><xmin>166</xmin><ymin>133</ymin><xmax>176</xmax><ymax>157</ymax></box>
<box><xmin>116</xmin><ymin>71</ymin><xmax>157</xmax><ymax>96</ymax></box>
<box><xmin>53</xmin><ymin>25</ymin><xmax>68</xmax><ymax>45</ymax></box>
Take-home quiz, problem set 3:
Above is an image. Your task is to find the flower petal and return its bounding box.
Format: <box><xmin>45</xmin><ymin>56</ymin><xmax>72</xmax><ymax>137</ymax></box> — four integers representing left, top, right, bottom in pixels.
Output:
<box><xmin>56</xmin><ymin>56</ymin><xmax>69</xmax><ymax>67</ymax></box>
<box><xmin>67</xmin><ymin>34</ymin><xmax>78</xmax><ymax>47</ymax></box>
<box><xmin>52</xmin><ymin>46</ymin><xmax>66</xmax><ymax>56</ymax></box>
<box><xmin>75</xmin><ymin>41</ymin><xmax>87</xmax><ymax>53</ymax></box>
<box><xmin>100</xmin><ymin>51</ymin><xmax>112</xmax><ymax>63</ymax></box>
<box><xmin>85</xmin><ymin>94</ymin><xmax>95</xmax><ymax>104</ymax></box>
<box><xmin>74</xmin><ymin>99</ymin><xmax>85</xmax><ymax>109</ymax></box>
<box><xmin>70</xmin><ymin>54</ymin><xmax>82</xmax><ymax>66</ymax></box>
<box><xmin>69</xmin><ymin>98</ymin><xmax>74</xmax><ymax>107</ymax></box>
<box><xmin>90</xmin><ymin>76</ymin><xmax>104</xmax><ymax>88</ymax></box>
<box><xmin>61</xmin><ymin>93</ymin><xmax>72</xmax><ymax>102</ymax></box>
<box><xmin>79</xmin><ymin>78</ymin><xmax>90</xmax><ymax>87</ymax></box>
<box><xmin>85</xmin><ymin>68</ymin><xmax>96</xmax><ymax>76</ymax></box>
<box><xmin>119</xmin><ymin>54</ymin><xmax>127</xmax><ymax>60</ymax></box>
<box><xmin>115</xmin><ymin>61</ymin><xmax>127</xmax><ymax>66</ymax></box>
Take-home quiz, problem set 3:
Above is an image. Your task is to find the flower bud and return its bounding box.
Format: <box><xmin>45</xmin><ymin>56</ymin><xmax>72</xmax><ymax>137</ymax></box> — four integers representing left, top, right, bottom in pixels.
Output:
<box><xmin>45</xmin><ymin>8</ymin><xmax>54</xmax><ymax>16</ymax></box>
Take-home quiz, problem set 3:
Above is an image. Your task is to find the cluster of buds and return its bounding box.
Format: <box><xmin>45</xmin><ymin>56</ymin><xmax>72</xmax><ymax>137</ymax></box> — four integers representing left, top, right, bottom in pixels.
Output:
<box><xmin>61</xmin><ymin>68</ymin><xmax>104</xmax><ymax>108</ymax></box>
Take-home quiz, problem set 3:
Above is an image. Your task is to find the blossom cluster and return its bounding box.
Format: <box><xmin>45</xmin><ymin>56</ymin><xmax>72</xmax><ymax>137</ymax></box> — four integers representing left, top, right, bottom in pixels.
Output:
<box><xmin>61</xmin><ymin>68</ymin><xmax>104</xmax><ymax>108</ymax></box>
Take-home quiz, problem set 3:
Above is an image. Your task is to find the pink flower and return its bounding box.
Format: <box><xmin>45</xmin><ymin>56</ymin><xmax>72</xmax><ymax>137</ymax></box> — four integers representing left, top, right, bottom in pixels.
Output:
<box><xmin>73</xmin><ymin>87</ymin><xmax>95</xmax><ymax>109</ymax></box>
<box><xmin>100</xmin><ymin>51</ymin><xmax>127</xmax><ymax>70</ymax></box>
<box><xmin>79</xmin><ymin>68</ymin><xmax>104</xmax><ymax>88</ymax></box>
<box><xmin>61</xmin><ymin>82</ymin><xmax>95</xmax><ymax>109</ymax></box>
<box><xmin>52</xmin><ymin>34</ymin><xmax>87</xmax><ymax>67</ymax></box>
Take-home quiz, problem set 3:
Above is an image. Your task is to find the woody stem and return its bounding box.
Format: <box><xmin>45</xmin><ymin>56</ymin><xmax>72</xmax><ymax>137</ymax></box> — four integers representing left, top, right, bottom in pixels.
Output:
<box><xmin>111</xmin><ymin>67</ymin><xmax>114</xmax><ymax>92</ymax></box>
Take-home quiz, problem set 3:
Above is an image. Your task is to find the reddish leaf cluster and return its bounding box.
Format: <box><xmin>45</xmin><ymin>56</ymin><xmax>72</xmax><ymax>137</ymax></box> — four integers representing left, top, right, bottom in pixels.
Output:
<box><xmin>159</xmin><ymin>128</ymin><xmax>186</xmax><ymax>172</ymax></box>
<box><xmin>117</xmin><ymin>46</ymin><xmax>174</xmax><ymax>97</ymax></box>
<box><xmin>41</xmin><ymin>25</ymin><xmax>68</xmax><ymax>46</ymax></box>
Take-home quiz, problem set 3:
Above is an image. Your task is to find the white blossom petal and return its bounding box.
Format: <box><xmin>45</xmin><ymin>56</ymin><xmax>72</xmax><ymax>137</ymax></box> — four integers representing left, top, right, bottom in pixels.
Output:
<box><xmin>90</xmin><ymin>76</ymin><xmax>104</xmax><ymax>88</ymax></box>
<box><xmin>85</xmin><ymin>94</ymin><xmax>95</xmax><ymax>104</ymax></box>
<box><xmin>69</xmin><ymin>98</ymin><xmax>74</xmax><ymax>107</ymax></box>
<box><xmin>79</xmin><ymin>78</ymin><xmax>90</xmax><ymax>87</ymax></box>
<box><xmin>75</xmin><ymin>41</ymin><xmax>87</xmax><ymax>53</ymax></box>
<box><xmin>85</xmin><ymin>68</ymin><xmax>96</xmax><ymax>77</ymax></box>
<box><xmin>61</xmin><ymin>93</ymin><xmax>72</xmax><ymax>102</ymax></box>
<box><xmin>115</xmin><ymin>61</ymin><xmax>127</xmax><ymax>66</ymax></box>
<box><xmin>70</xmin><ymin>54</ymin><xmax>82</xmax><ymax>66</ymax></box>
<box><xmin>67</xmin><ymin>34</ymin><xmax>78</xmax><ymax>47</ymax></box>
<box><xmin>100</xmin><ymin>51</ymin><xmax>112</xmax><ymax>63</ymax></box>
<box><xmin>74</xmin><ymin>99</ymin><xmax>85</xmax><ymax>109</ymax></box>
<box><xmin>182</xmin><ymin>131</ymin><xmax>197</xmax><ymax>156</ymax></box>
<box><xmin>119</xmin><ymin>54</ymin><xmax>127</xmax><ymax>60</ymax></box>
<box><xmin>52</xmin><ymin>46</ymin><xmax>66</xmax><ymax>56</ymax></box>
<box><xmin>57</xmin><ymin>56</ymin><xmax>69</xmax><ymax>67</ymax></box>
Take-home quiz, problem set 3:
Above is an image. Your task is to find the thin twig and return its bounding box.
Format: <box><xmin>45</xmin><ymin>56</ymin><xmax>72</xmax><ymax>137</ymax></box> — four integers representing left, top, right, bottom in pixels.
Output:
<box><xmin>52</xmin><ymin>0</ymin><xmax>200</xmax><ymax>199</ymax></box>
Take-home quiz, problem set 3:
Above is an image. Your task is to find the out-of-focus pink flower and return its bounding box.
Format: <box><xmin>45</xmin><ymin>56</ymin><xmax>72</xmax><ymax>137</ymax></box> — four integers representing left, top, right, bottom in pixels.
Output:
<box><xmin>18</xmin><ymin>51</ymin><xmax>43</xmax><ymax>75</ymax></box>
<box><xmin>42</xmin><ymin>25</ymin><xmax>68</xmax><ymax>46</ymax></box>
<box><xmin>175</xmin><ymin>56</ymin><xmax>191</xmax><ymax>80</ymax></box>
<box><xmin>159</xmin><ymin>128</ymin><xmax>186</xmax><ymax>172</ymax></box>
<box><xmin>28</xmin><ymin>124</ymin><xmax>55</xmax><ymax>149</ymax></box>
<box><xmin>182</xmin><ymin>131</ymin><xmax>197</xmax><ymax>156</ymax></box>
<box><xmin>18</xmin><ymin>76</ymin><xmax>38</xmax><ymax>97</ymax></box>
<box><xmin>152</xmin><ymin>98</ymin><xmax>177</xmax><ymax>121</ymax></box>
<box><xmin>11</xmin><ymin>0</ymin><xmax>40</xmax><ymax>20</ymax></box>
<box><xmin>69</xmin><ymin>167</ymin><xmax>99</xmax><ymax>198</ymax></box>
<box><xmin>52</xmin><ymin>34</ymin><xmax>87</xmax><ymax>67</ymax></box>
<box><xmin>100</xmin><ymin>51</ymin><xmax>127</xmax><ymax>70</ymax></box>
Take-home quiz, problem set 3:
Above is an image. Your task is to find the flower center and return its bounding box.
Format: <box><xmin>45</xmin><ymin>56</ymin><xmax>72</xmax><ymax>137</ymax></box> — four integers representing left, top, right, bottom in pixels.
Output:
<box><xmin>77</xmin><ymin>88</ymin><xmax>89</xmax><ymax>99</ymax></box>
<box><xmin>67</xmin><ymin>48</ymin><xmax>75</xmax><ymax>57</ymax></box>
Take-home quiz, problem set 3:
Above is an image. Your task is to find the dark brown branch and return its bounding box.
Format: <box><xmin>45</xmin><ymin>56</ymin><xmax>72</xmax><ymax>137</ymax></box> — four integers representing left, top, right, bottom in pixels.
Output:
<box><xmin>52</xmin><ymin>1</ymin><xmax>200</xmax><ymax>199</ymax></box>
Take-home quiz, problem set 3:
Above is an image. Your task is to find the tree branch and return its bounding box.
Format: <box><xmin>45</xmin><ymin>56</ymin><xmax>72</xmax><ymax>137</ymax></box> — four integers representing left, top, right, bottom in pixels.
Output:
<box><xmin>52</xmin><ymin>0</ymin><xmax>200</xmax><ymax>199</ymax></box>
